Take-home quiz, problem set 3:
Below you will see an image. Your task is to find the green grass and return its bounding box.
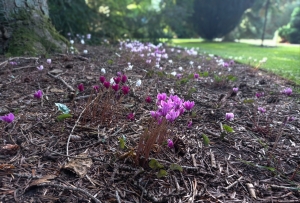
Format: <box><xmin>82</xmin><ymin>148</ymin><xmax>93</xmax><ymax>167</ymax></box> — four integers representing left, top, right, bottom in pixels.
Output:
<box><xmin>172</xmin><ymin>39</ymin><xmax>300</xmax><ymax>85</ymax></box>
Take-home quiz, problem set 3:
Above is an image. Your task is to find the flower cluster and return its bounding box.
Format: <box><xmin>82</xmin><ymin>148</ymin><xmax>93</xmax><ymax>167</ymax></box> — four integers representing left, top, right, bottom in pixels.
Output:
<box><xmin>98</xmin><ymin>74</ymin><xmax>129</xmax><ymax>94</ymax></box>
<box><xmin>150</xmin><ymin>93</ymin><xmax>194</xmax><ymax>123</ymax></box>
<box><xmin>0</xmin><ymin>113</ymin><xmax>14</xmax><ymax>123</ymax></box>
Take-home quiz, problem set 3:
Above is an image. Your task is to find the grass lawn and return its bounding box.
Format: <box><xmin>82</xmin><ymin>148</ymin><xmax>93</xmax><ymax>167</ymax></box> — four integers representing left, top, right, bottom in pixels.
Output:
<box><xmin>172</xmin><ymin>39</ymin><xmax>300</xmax><ymax>85</ymax></box>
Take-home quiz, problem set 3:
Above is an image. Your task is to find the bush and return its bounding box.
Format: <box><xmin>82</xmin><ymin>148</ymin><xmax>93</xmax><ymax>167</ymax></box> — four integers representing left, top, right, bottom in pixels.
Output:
<box><xmin>278</xmin><ymin>7</ymin><xmax>300</xmax><ymax>44</ymax></box>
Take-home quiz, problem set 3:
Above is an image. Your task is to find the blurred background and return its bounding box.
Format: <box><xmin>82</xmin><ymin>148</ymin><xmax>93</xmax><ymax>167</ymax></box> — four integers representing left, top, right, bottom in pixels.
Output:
<box><xmin>48</xmin><ymin>0</ymin><xmax>300</xmax><ymax>44</ymax></box>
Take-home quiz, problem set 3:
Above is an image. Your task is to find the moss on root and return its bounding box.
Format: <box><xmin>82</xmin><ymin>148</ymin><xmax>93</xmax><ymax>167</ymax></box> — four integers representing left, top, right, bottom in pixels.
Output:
<box><xmin>6</xmin><ymin>10</ymin><xmax>68</xmax><ymax>56</ymax></box>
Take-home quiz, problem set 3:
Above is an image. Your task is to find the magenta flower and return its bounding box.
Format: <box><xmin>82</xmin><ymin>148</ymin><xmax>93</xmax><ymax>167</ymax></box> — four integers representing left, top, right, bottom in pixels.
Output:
<box><xmin>287</xmin><ymin>116</ymin><xmax>295</xmax><ymax>122</ymax></box>
<box><xmin>121</xmin><ymin>75</ymin><xmax>127</xmax><ymax>83</ymax></box>
<box><xmin>103</xmin><ymin>81</ymin><xmax>110</xmax><ymax>89</ymax></box>
<box><xmin>117</xmin><ymin>72</ymin><xmax>122</xmax><ymax>76</ymax></box>
<box><xmin>194</xmin><ymin>73</ymin><xmax>199</xmax><ymax>79</ymax></box>
<box><xmin>127</xmin><ymin>113</ymin><xmax>134</xmax><ymax>121</ymax></box>
<box><xmin>0</xmin><ymin>113</ymin><xmax>14</xmax><ymax>123</ymax></box>
<box><xmin>78</xmin><ymin>83</ymin><xmax>84</xmax><ymax>92</ymax></box>
<box><xmin>112</xmin><ymin>84</ymin><xmax>119</xmax><ymax>91</ymax></box>
<box><xmin>122</xmin><ymin>86</ymin><xmax>130</xmax><ymax>95</ymax></box>
<box><xmin>145</xmin><ymin>96</ymin><xmax>152</xmax><ymax>103</ymax></box>
<box><xmin>159</xmin><ymin>100</ymin><xmax>172</xmax><ymax>116</ymax></box>
<box><xmin>93</xmin><ymin>85</ymin><xmax>99</xmax><ymax>92</ymax></box>
<box><xmin>187</xmin><ymin>120</ymin><xmax>192</xmax><ymax>128</ymax></box>
<box><xmin>157</xmin><ymin>93</ymin><xmax>167</xmax><ymax>102</ymax></box>
<box><xmin>282</xmin><ymin>88</ymin><xmax>292</xmax><ymax>96</ymax></box>
<box><xmin>183</xmin><ymin>101</ymin><xmax>195</xmax><ymax>111</ymax></box>
<box><xmin>225</xmin><ymin>113</ymin><xmax>234</xmax><ymax>121</ymax></box>
<box><xmin>34</xmin><ymin>90</ymin><xmax>43</xmax><ymax>99</ymax></box>
<box><xmin>167</xmin><ymin>139</ymin><xmax>174</xmax><ymax>148</ymax></box>
<box><xmin>114</xmin><ymin>77</ymin><xmax>121</xmax><ymax>84</ymax></box>
<box><xmin>255</xmin><ymin>92</ymin><xmax>264</xmax><ymax>98</ymax></box>
<box><xmin>232</xmin><ymin>87</ymin><xmax>239</xmax><ymax>93</ymax></box>
<box><xmin>166</xmin><ymin>109</ymin><xmax>179</xmax><ymax>122</ymax></box>
<box><xmin>99</xmin><ymin>76</ymin><xmax>106</xmax><ymax>84</ymax></box>
<box><xmin>223</xmin><ymin>62</ymin><xmax>229</xmax><ymax>68</ymax></box>
<box><xmin>258</xmin><ymin>107</ymin><xmax>266</xmax><ymax>113</ymax></box>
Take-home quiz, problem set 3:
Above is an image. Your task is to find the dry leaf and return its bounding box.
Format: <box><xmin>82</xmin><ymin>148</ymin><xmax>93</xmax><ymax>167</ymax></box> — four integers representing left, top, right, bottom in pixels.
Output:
<box><xmin>63</xmin><ymin>151</ymin><xmax>93</xmax><ymax>178</ymax></box>
<box><xmin>49</xmin><ymin>69</ymin><xmax>63</xmax><ymax>74</ymax></box>
<box><xmin>50</xmin><ymin>88</ymin><xmax>64</xmax><ymax>93</ymax></box>
<box><xmin>29</xmin><ymin>175</ymin><xmax>57</xmax><ymax>187</ymax></box>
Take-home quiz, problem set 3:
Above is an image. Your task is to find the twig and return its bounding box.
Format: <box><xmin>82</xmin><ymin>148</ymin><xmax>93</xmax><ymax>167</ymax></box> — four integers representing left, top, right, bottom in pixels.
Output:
<box><xmin>270</xmin><ymin>184</ymin><xmax>300</xmax><ymax>191</ymax></box>
<box><xmin>224</xmin><ymin>176</ymin><xmax>243</xmax><ymax>190</ymax></box>
<box><xmin>47</xmin><ymin>72</ymin><xmax>75</xmax><ymax>92</ymax></box>
<box><xmin>116</xmin><ymin>190</ymin><xmax>121</xmax><ymax>203</ymax></box>
<box><xmin>0</xmin><ymin>60</ymin><xmax>8</xmax><ymax>67</ymax></box>
<box><xmin>35</xmin><ymin>183</ymin><xmax>102</xmax><ymax>203</ymax></box>
<box><xmin>12</xmin><ymin>65</ymin><xmax>36</xmax><ymax>71</ymax></box>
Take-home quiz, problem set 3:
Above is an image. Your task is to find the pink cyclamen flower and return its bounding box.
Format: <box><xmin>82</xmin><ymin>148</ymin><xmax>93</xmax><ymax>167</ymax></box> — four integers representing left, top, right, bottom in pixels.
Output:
<box><xmin>99</xmin><ymin>76</ymin><xmax>106</xmax><ymax>84</ymax></box>
<box><xmin>0</xmin><ymin>113</ymin><xmax>14</xmax><ymax>123</ymax></box>
<box><xmin>34</xmin><ymin>90</ymin><xmax>43</xmax><ymax>99</ymax></box>
<box><xmin>187</xmin><ymin>120</ymin><xmax>193</xmax><ymax>128</ymax></box>
<box><xmin>157</xmin><ymin>93</ymin><xmax>167</xmax><ymax>102</ymax></box>
<box><xmin>37</xmin><ymin>65</ymin><xmax>44</xmax><ymax>71</ymax></box>
<box><xmin>258</xmin><ymin>107</ymin><xmax>266</xmax><ymax>113</ymax></box>
<box><xmin>145</xmin><ymin>96</ymin><xmax>152</xmax><ymax>103</ymax></box>
<box><xmin>112</xmin><ymin>84</ymin><xmax>119</xmax><ymax>91</ymax></box>
<box><xmin>223</xmin><ymin>62</ymin><xmax>229</xmax><ymax>68</ymax></box>
<box><xmin>194</xmin><ymin>73</ymin><xmax>199</xmax><ymax>79</ymax></box>
<box><xmin>183</xmin><ymin>101</ymin><xmax>195</xmax><ymax>111</ymax></box>
<box><xmin>282</xmin><ymin>88</ymin><xmax>292</xmax><ymax>96</ymax></box>
<box><xmin>114</xmin><ymin>77</ymin><xmax>121</xmax><ymax>84</ymax></box>
<box><xmin>255</xmin><ymin>92</ymin><xmax>264</xmax><ymax>98</ymax></box>
<box><xmin>103</xmin><ymin>81</ymin><xmax>110</xmax><ymax>89</ymax></box>
<box><xmin>117</xmin><ymin>72</ymin><xmax>122</xmax><ymax>76</ymax></box>
<box><xmin>176</xmin><ymin>74</ymin><xmax>182</xmax><ymax>79</ymax></box>
<box><xmin>225</xmin><ymin>113</ymin><xmax>234</xmax><ymax>121</ymax></box>
<box><xmin>229</xmin><ymin>60</ymin><xmax>235</xmax><ymax>66</ymax></box>
<box><xmin>9</xmin><ymin>61</ymin><xmax>17</xmax><ymax>65</ymax></box>
<box><xmin>127</xmin><ymin>113</ymin><xmax>134</xmax><ymax>121</ymax></box>
<box><xmin>78</xmin><ymin>83</ymin><xmax>84</xmax><ymax>92</ymax></box>
<box><xmin>93</xmin><ymin>85</ymin><xmax>99</xmax><ymax>92</ymax></box>
<box><xmin>287</xmin><ymin>116</ymin><xmax>295</xmax><ymax>122</ymax></box>
<box><xmin>167</xmin><ymin>139</ymin><xmax>174</xmax><ymax>148</ymax></box>
<box><xmin>47</xmin><ymin>59</ymin><xmax>52</xmax><ymax>64</ymax></box>
<box><xmin>232</xmin><ymin>87</ymin><xmax>239</xmax><ymax>93</ymax></box>
<box><xmin>121</xmin><ymin>75</ymin><xmax>127</xmax><ymax>83</ymax></box>
<box><xmin>122</xmin><ymin>86</ymin><xmax>130</xmax><ymax>95</ymax></box>
<box><xmin>166</xmin><ymin>109</ymin><xmax>179</xmax><ymax>122</ymax></box>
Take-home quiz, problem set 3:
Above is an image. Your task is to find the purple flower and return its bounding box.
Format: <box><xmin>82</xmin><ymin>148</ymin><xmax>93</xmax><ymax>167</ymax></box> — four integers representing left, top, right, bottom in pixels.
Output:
<box><xmin>145</xmin><ymin>96</ymin><xmax>152</xmax><ymax>103</ymax></box>
<box><xmin>103</xmin><ymin>81</ymin><xmax>110</xmax><ymax>89</ymax></box>
<box><xmin>258</xmin><ymin>107</ymin><xmax>266</xmax><ymax>113</ymax></box>
<box><xmin>183</xmin><ymin>101</ymin><xmax>195</xmax><ymax>111</ymax></box>
<box><xmin>93</xmin><ymin>85</ymin><xmax>99</xmax><ymax>92</ymax></box>
<box><xmin>282</xmin><ymin>88</ymin><xmax>292</xmax><ymax>96</ymax></box>
<box><xmin>112</xmin><ymin>84</ymin><xmax>119</xmax><ymax>91</ymax></box>
<box><xmin>78</xmin><ymin>83</ymin><xmax>84</xmax><ymax>92</ymax></box>
<box><xmin>167</xmin><ymin>139</ymin><xmax>174</xmax><ymax>148</ymax></box>
<box><xmin>157</xmin><ymin>93</ymin><xmax>167</xmax><ymax>102</ymax></box>
<box><xmin>194</xmin><ymin>73</ymin><xmax>199</xmax><ymax>79</ymax></box>
<box><xmin>47</xmin><ymin>59</ymin><xmax>52</xmax><ymax>64</ymax></box>
<box><xmin>114</xmin><ymin>77</ymin><xmax>121</xmax><ymax>84</ymax></box>
<box><xmin>37</xmin><ymin>65</ymin><xmax>44</xmax><ymax>71</ymax></box>
<box><xmin>232</xmin><ymin>87</ymin><xmax>239</xmax><ymax>93</ymax></box>
<box><xmin>9</xmin><ymin>61</ymin><xmax>17</xmax><ymax>65</ymax></box>
<box><xmin>117</xmin><ymin>72</ymin><xmax>122</xmax><ymax>76</ymax></box>
<box><xmin>225</xmin><ymin>113</ymin><xmax>234</xmax><ymax>121</ymax></box>
<box><xmin>34</xmin><ymin>90</ymin><xmax>43</xmax><ymax>99</ymax></box>
<box><xmin>255</xmin><ymin>92</ymin><xmax>264</xmax><ymax>98</ymax></box>
<box><xmin>287</xmin><ymin>116</ymin><xmax>295</xmax><ymax>122</ymax></box>
<box><xmin>86</xmin><ymin>34</ymin><xmax>91</xmax><ymax>39</ymax></box>
<box><xmin>121</xmin><ymin>75</ymin><xmax>127</xmax><ymax>83</ymax></box>
<box><xmin>159</xmin><ymin>100</ymin><xmax>172</xmax><ymax>116</ymax></box>
<box><xmin>166</xmin><ymin>109</ymin><xmax>179</xmax><ymax>122</ymax></box>
<box><xmin>0</xmin><ymin>113</ymin><xmax>14</xmax><ymax>123</ymax></box>
<box><xmin>127</xmin><ymin>113</ymin><xmax>134</xmax><ymax>121</ymax></box>
<box><xmin>187</xmin><ymin>120</ymin><xmax>192</xmax><ymax>128</ymax></box>
<box><xmin>223</xmin><ymin>62</ymin><xmax>229</xmax><ymax>68</ymax></box>
<box><xmin>150</xmin><ymin>111</ymin><xmax>161</xmax><ymax>120</ymax></box>
<box><xmin>229</xmin><ymin>60</ymin><xmax>235</xmax><ymax>66</ymax></box>
<box><xmin>122</xmin><ymin>86</ymin><xmax>130</xmax><ymax>95</ymax></box>
<box><xmin>176</xmin><ymin>74</ymin><xmax>182</xmax><ymax>79</ymax></box>
<box><xmin>99</xmin><ymin>76</ymin><xmax>106</xmax><ymax>84</ymax></box>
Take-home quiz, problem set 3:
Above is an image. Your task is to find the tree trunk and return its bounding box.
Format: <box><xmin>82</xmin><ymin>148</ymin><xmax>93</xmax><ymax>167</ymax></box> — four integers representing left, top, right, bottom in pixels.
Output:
<box><xmin>0</xmin><ymin>0</ymin><xmax>67</xmax><ymax>56</ymax></box>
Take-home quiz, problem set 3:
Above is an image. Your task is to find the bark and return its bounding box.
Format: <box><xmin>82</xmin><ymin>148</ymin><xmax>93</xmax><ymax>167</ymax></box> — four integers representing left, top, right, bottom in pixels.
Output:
<box><xmin>0</xmin><ymin>0</ymin><xmax>67</xmax><ymax>56</ymax></box>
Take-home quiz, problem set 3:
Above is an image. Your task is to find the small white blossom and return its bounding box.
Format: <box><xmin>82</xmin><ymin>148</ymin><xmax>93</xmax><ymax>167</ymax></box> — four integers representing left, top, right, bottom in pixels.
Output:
<box><xmin>197</xmin><ymin>66</ymin><xmax>201</xmax><ymax>69</ymax></box>
<box><xmin>101</xmin><ymin>68</ymin><xmax>106</xmax><ymax>74</ymax></box>
<box><xmin>168</xmin><ymin>60</ymin><xmax>173</xmax><ymax>64</ymax></box>
<box><xmin>83</xmin><ymin>50</ymin><xmax>88</xmax><ymax>54</ymax></box>
<box><xmin>136</xmin><ymin>79</ymin><xmax>142</xmax><ymax>87</ymax></box>
<box><xmin>110</xmin><ymin>77</ymin><xmax>115</xmax><ymax>84</ymax></box>
<box><xmin>70</xmin><ymin>40</ymin><xmax>74</xmax><ymax>44</ymax></box>
<box><xmin>178</xmin><ymin>67</ymin><xmax>183</xmax><ymax>71</ymax></box>
<box><xmin>81</xmin><ymin>39</ymin><xmax>85</xmax><ymax>44</ymax></box>
<box><xmin>47</xmin><ymin>59</ymin><xmax>51</xmax><ymax>64</ymax></box>
<box><xmin>171</xmin><ymin>71</ymin><xmax>177</xmax><ymax>76</ymax></box>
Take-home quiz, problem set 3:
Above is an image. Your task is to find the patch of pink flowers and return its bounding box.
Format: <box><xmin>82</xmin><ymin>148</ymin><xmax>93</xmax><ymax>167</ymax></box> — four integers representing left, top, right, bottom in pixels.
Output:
<box><xmin>0</xmin><ymin>113</ymin><xmax>14</xmax><ymax>123</ymax></box>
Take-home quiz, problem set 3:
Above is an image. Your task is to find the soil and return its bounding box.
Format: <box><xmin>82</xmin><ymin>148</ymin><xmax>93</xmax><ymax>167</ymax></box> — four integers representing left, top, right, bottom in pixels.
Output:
<box><xmin>0</xmin><ymin>42</ymin><xmax>299</xmax><ymax>203</ymax></box>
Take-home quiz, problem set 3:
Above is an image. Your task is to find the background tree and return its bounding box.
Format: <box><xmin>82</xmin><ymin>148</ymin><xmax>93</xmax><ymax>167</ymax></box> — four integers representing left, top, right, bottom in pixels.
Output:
<box><xmin>190</xmin><ymin>0</ymin><xmax>255</xmax><ymax>40</ymax></box>
<box><xmin>278</xmin><ymin>6</ymin><xmax>300</xmax><ymax>43</ymax></box>
<box><xmin>0</xmin><ymin>0</ymin><xmax>67</xmax><ymax>56</ymax></box>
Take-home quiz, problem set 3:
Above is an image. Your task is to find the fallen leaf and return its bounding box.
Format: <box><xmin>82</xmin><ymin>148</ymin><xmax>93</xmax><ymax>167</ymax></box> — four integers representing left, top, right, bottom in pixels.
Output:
<box><xmin>63</xmin><ymin>151</ymin><xmax>93</xmax><ymax>178</ymax></box>
<box><xmin>50</xmin><ymin>88</ymin><xmax>64</xmax><ymax>93</ymax></box>
<box><xmin>49</xmin><ymin>69</ymin><xmax>63</xmax><ymax>74</ymax></box>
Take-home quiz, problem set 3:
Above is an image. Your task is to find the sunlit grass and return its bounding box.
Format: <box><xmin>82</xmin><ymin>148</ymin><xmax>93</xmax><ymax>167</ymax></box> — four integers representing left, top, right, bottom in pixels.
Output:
<box><xmin>172</xmin><ymin>39</ymin><xmax>300</xmax><ymax>85</ymax></box>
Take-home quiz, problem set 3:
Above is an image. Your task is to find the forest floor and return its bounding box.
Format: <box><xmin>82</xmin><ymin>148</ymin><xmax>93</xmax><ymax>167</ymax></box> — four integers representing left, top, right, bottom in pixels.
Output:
<box><xmin>0</xmin><ymin>42</ymin><xmax>300</xmax><ymax>203</ymax></box>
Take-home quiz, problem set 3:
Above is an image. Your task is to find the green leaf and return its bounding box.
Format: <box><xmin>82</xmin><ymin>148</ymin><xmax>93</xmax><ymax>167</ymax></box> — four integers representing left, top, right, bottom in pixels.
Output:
<box><xmin>169</xmin><ymin>163</ymin><xmax>183</xmax><ymax>172</ymax></box>
<box><xmin>57</xmin><ymin>113</ymin><xmax>72</xmax><ymax>121</ymax></box>
<box><xmin>55</xmin><ymin>103</ymin><xmax>70</xmax><ymax>114</ymax></box>
<box><xmin>223</xmin><ymin>124</ymin><xmax>234</xmax><ymax>133</ymax></box>
<box><xmin>202</xmin><ymin>134</ymin><xmax>210</xmax><ymax>146</ymax></box>
<box><xmin>157</xmin><ymin>169</ymin><xmax>168</xmax><ymax>178</ymax></box>
<box><xmin>149</xmin><ymin>159</ymin><xmax>164</xmax><ymax>170</ymax></box>
<box><xmin>119</xmin><ymin>136</ymin><xmax>125</xmax><ymax>149</ymax></box>
<box><xmin>107</xmin><ymin>59</ymin><xmax>113</xmax><ymax>65</ymax></box>
<box><xmin>202</xmin><ymin>71</ymin><xmax>209</xmax><ymax>77</ymax></box>
<box><xmin>243</xmin><ymin>99</ymin><xmax>255</xmax><ymax>104</ymax></box>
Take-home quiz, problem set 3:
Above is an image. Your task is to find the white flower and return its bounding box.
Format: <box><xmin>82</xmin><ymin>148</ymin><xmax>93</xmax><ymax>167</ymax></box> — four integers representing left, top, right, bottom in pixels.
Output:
<box><xmin>171</xmin><ymin>71</ymin><xmax>177</xmax><ymax>76</ymax></box>
<box><xmin>197</xmin><ymin>66</ymin><xmax>201</xmax><ymax>69</ymax></box>
<box><xmin>178</xmin><ymin>67</ymin><xmax>183</xmax><ymax>71</ymax></box>
<box><xmin>155</xmin><ymin>64</ymin><xmax>160</xmax><ymax>68</ymax></box>
<box><xmin>136</xmin><ymin>79</ymin><xmax>142</xmax><ymax>87</ymax></box>
<box><xmin>168</xmin><ymin>60</ymin><xmax>173</xmax><ymax>64</ymax></box>
<box><xmin>37</xmin><ymin>65</ymin><xmax>44</xmax><ymax>71</ymax></box>
<box><xmin>47</xmin><ymin>59</ymin><xmax>51</xmax><ymax>64</ymax></box>
<box><xmin>70</xmin><ymin>40</ymin><xmax>74</xmax><ymax>44</ymax></box>
<box><xmin>110</xmin><ymin>77</ymin><xmax>115</xmax><ymax>84</ymax></box>
<box><xmin>101</xmin><ymin>68</ymin><xmax>106</xmax><ymax>74</ymax></box>
<box><xmin>86</xmin><ymin>34</ymin><xmax>91</xmax><ymax>39</ymax></box>
<box><xmin>83</xmin><ymin>50</ymin><xmax>88</xmax><ymax>54</ymax></box>
<box><xmin>189</xmin><ymin>61</ymin><xmax>194</xmax><ymax>65</ymax></box>
<box><xmin>209</xmin><ymin>54</ymin><xmax>214</xmax><ymax>57</ymax></box>
<box><xmin>127</xmin><ymin>65</ymin><xmax>133</xmax><ymax>70</ymax></box>
<box><xmin>81</xmin><ymin>39</ymin><xmax>85</xmax><ymax>44</ymax></box>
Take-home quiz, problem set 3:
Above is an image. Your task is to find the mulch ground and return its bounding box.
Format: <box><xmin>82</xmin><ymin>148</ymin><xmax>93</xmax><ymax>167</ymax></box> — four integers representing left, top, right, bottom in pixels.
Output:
<box><xmin>0</xmin><ymin>42</ymin><xmax>299</xmax><ymax>203</ymax></box>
